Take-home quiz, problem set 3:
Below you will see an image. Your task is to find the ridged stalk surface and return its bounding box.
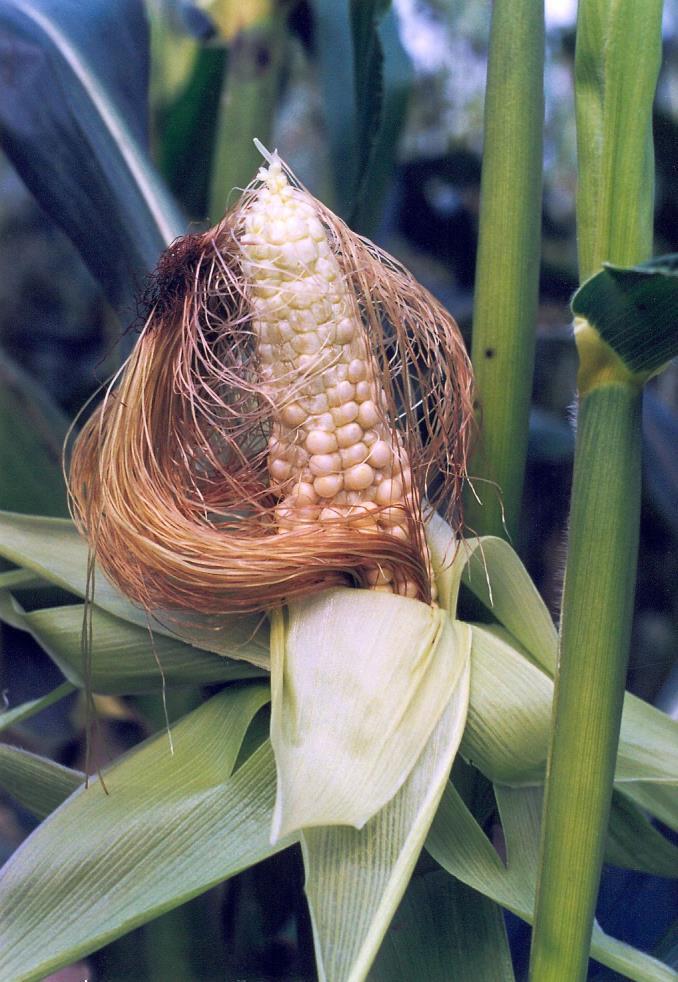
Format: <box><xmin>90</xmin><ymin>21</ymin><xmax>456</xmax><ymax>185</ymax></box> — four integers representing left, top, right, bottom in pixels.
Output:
<box><xmin>464</xmin><ymin>0</ymin><xmax>544</xmax><ymax>541</ymax></box>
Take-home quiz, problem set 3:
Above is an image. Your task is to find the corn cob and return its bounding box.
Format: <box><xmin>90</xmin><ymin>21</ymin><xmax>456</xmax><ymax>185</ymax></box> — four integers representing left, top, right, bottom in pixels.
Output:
<box><xmin>241</xmin><ymin>155</ymin><xmax>425</xmax><ymax>597</ymax></box>
<box><xmin>68</xmin><ymin>152</ymin><xmax>474</xmax><ymax>615</ymax></box>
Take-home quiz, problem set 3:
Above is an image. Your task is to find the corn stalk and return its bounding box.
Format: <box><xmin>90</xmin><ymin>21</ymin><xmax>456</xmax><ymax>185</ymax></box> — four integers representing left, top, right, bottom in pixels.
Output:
<box><xmin>529</xmin><ymin>2</ymin><xmax>664</xmax><ymax>978</ymax></box>
<box><xmin>464</xmin><ymin>0</ymin><xmax>544</xmax><ymax>542</ymax></box>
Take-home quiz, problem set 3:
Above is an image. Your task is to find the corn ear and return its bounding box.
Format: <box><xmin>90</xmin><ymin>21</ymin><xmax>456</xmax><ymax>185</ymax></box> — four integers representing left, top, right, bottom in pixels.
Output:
<box><xmin>68</xmin><ymin>151</ymin><xmax>474</xmax><ymax>616</ymax></box>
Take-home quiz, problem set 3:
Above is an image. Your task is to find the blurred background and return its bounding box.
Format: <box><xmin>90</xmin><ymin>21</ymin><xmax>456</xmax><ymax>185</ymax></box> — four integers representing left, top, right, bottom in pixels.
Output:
<box><xmin>0</xmin><ymin>1</ymin><xmax>676</xmax><ymax>978</ymax></box>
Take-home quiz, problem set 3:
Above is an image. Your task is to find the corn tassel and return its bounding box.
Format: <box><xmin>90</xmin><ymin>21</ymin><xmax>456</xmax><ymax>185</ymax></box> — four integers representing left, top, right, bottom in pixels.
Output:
<box><xmin>68</xmin><ymin>152</ymin><xmax>474</xmax><ymax>615</ymax></box>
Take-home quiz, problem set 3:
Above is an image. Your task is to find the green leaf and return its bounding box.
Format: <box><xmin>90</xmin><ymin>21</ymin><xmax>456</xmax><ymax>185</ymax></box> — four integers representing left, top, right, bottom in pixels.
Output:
<box><xmin>311</xmin><ymin>0</ymin><xmax>395</xmax><ymax>221</ymax></box>
<box><xmin>270</xmin><ymin>590</ymin><xmax>467</xmax><ymax>838</ymax></box>
<box><xmin>0</xmin><ymin>512</ymin><xmax>270</xmax><ymax>666</ymax></box>
<box><xmin>572</xmin><ymin>256</ymin><xmax>678</xmax><ymax>379</ymax></box>
<box><xmin>0</xmin><ymin>681</ymin><xmax>76</xmax><ymax>734</ymax></box>
<box><xmin>617</xmin><ymin>689</ymin><xmax>678</xmax><ymax>785</ymax></box>
<box><xmin>208</xmin><ymin>15</ymin><xmax>285</xmax><ymax>223</ymax></box>
<box><xmin>0</xmin><ymin>356</ymin><xmax>69</xmax><ymax>517</ymax></box>
<box><xmin>352</xmin><ymin>5</ymin><xmax>411</xmax><ymax>234</ymax></box>
<box><xmin>427</xmin><ymin>514</ymin><xmax>557</xmax><ymax>673</ymax></box>
<box><xmin>621</xmin><ymin>782</ymin><xmax>678</xmax><ymax>833</ymax></box>
<box><xmin>0</xmin><ymin>0</ymin><xmax>184</xmax><ymax>314</ymax></box>
<box><xmin>462</xmin><ymin>625</ymin><xmax>551</xmax><ymax>784</ymax></box>
<box><xmin>0</xmin><ymin>686</ymin><xmax>289</xmax><ymax>982</ymax></box>
<box><xmin>160</xmin><ymin>46</ymin><xmax>226</xmax><ymax>217</ymax></box>
<box><xmin>371</xmin><ymin>870</ymin><xmax>515</xmax><ymax>982</ymax></box>
<box><xmin>0</xmin><ymin>745</ymin><xmax>83</xmax><ymax>820</ymax></box>
<box><xmin>301</xmin><ymin>651</ymin><xmax>470</xmax><ymax>982</ymax></box>
<box><xmin>311</xmin><ymin>0</ymin><xmax>357</xmax><ymax>215</ymax></box>
<box><xmin>606</xmin><ymin>790</ymin><xmax>678</xmax><ymax>878</ymax></box>
<box><xmin>460</xmin><ymin>622</ymin><xmax>677</xmax><ymax>790</ymax></box>
<box><xmin>426</xmin><ymin>783</ymin><xmax>675</xmax><ymax>981</ymax></box>
<box><xmin>0</xmin><ymin>593</ymin><xmax>265</xmax><ymax>694</ymax></box>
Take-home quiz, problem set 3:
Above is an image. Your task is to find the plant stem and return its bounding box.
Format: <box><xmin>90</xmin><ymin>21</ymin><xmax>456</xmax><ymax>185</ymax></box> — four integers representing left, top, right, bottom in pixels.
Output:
<box><xmin>529</xmin><ymin>2</ymin><xmax>663</xmax><ymax>978</ymax></box>
<box><xmin>463</xmin><ymin>0</ymin><xmax>544</xmax><ymax>542</ymax></box>
<box><xmin>529</xmin><ymin>382</ymin><xmax>642</xmax><ymax>981</ymax></box>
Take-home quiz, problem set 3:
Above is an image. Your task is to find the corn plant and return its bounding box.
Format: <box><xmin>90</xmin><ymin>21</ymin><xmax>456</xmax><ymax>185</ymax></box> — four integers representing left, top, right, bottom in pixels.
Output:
<box><xmin>0</xmin><ymin>2</ymin><xmax>676</xmax><ymax>981</ymax></box>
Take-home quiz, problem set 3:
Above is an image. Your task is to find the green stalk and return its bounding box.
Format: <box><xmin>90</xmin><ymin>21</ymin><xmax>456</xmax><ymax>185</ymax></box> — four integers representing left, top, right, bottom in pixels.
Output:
<box><xmin>463</xmin><ymin>0</ymin><xmax>544</xmax><ymax>541</ymax></box>
<box><xmin>529</xmin><ymin>2</ymin><xmax>663</xmax><ymax>978</ymax></box>
<box><xmin>208</xmin><ymin>15</ymin><xmax>285</xmax><ymax>224</ymax></box>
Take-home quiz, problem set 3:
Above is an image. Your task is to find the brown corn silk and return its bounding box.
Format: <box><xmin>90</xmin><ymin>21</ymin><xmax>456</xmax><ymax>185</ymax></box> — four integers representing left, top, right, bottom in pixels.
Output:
<box><xmin>68</xmin><ymin>156</ymin><xmax>474</xmax><ymax>614</ymax></box>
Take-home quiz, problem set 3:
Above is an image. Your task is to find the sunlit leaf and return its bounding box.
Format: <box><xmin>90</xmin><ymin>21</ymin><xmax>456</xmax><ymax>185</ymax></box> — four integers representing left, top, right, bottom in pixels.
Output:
<box><xmin>0</xmin><ymin>686</ymin><xmax>289</xmax><ymax>982</ymax></box>
<box><xmin>270</xmin><ymin>590</ymin><xmax>466</xmax><ymax>838</ymax></box>
<box><xmin>302</xmin><ymin>643</ymin><xmax>470</xmax><ymax>980</ymax></box>
<box><xmin>427</xmin><ymin>514</ymin><xmax>557</xmax><ymax>672</ymax></box>
<box><xmin>461</xmin><ymin>625</ymin><xmax>550</xmax><ymax>784</ymax></box>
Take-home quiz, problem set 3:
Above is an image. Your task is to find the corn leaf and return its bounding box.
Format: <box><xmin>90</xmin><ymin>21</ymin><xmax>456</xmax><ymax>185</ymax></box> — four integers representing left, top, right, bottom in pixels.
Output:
<box><xmin>0</xmin><ymin>0</ymin><xmax>183</xmax><ymax>315</ymax></box>
<box><xmin>371</xmin><ymin>870</ymin><xmax>515</xmax><ymax>982</ymax></box>
<box><xmin>427</xmin><ymin>514</ymin><xmax>557</xmax><ymax>672</ymax></box>
<box><xmin>270</xmin><ymin>590</ymin><xmax>467</xmax><ymax>838</ymax></box>
<box><xmin>352</xmin><ymin>5</ymin><xmax>411</xmax><ymax>235</ymax></box>
<box><xmin>0</xmin><ymin>356</ymin><xmax>69</xmax><ymax>517</ymax></box>
<box><xmin>0</xmin><ymin>680</ymin><xmax>75</xmax><ymax>734</ymax></box>
<box><xmin>606</xmin><ymin>790</ymin><xmax>678</xmax><ymax>878</ymax></box>
<box><xmin>616</xmin><ymin>689</ymin><xmax>678</xmax><ymax>785</ymax></box>
<box><xmin>0</xmin><ymin>686</ymin><xmax>289</xmax><ymax>982</ymax></box>
<box><xmin>0</xmin><ymin>592</ymin><xmax>264</xmax><ymax>693</ymax></box>
<box><xmin>0</xmin><ymin>512</ymin><xmax>270</xmax><ymax>665</ymax></box>
<box><xmin>461</xmin><ymin>625</ymin><xmax>677</xmax><ymax>792</ymax></box>
<box><xmin>0</xmin><ymin>745</ymin><xmax>83</xmax><ymax>820</ymax></box>
<box><xmin>426</xmin><ymin>783</ymin><xmax>675</xmax><ymax>981</ymax></box>
<box><xmin>462</xmin><ymin>625</ymin><xmax>551</xmax><ymax>784</ymax></box>
<box><xmin>301</xmin><ymin>642</ymin><xmax>470</xmax><ymax>981</ymax></box>
<box><xmin>311</xmin><ymin>0</ymin><xmax>400</xmax><ymax>224</ymax></box>
<box><xmin>572</xmin><ymin>256</ymin><xmax>678</xmax><ymax>379</ymax></box>
<box><xmin>621</xmin><ymin>783</ymin><xmax>678</xmax><ymax>833</ymax></box>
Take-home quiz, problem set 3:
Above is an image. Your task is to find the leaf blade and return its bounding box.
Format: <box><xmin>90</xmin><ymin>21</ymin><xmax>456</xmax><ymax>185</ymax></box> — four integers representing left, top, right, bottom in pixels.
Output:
<box><xmin>0</xmin><ymin>686</ymin><xmax>286</xmax><ymax>982</ymax></box>
<box><xmin>302</xmin><ymin>634</ymin><xmax>470</xmax><ymax>981</ymax></box>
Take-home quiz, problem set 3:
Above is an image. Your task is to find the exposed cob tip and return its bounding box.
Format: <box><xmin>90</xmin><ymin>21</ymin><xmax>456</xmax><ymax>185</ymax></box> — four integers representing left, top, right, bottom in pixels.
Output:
<box><xmin>67</xmin><ymin>150</ymin><xmax>474</xmax><ymax>614</ymax></box>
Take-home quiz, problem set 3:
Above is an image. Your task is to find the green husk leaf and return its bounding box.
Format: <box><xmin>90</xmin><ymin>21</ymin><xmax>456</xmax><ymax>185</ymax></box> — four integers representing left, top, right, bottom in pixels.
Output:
<box><xmin>371</xmin><ymin>870</ymin><xmax>515</xmax><ymax>982</ymax></box>
<box><xmin>426</xmin><ymin>783</ymin><xmax>675</xmax><ymax>980</ymax></box>
<box><xmin>0</xmin><ymin>591</ymin><xmax>264</xmax><ymax>694</ymax></box>
<box><xmin>462</xmin><ymin>625</ymin><xmax>551</xmax><ymax>784</ymax></box>
<box><xmin>0</xmin><ymin>745</ymin><xmax>83</xmax><ymax>820</ymax></box>
<box><xmin>270</xmin><ymin>589</ymin><xmax>467</xmax><ymax>839</ymax></box>
<box><xmin>0</xmin><ymin>512</ymin><xmax>269</xmax><ymax>666</ymax></box>
<box><xmin>0</xmin><ymin>686</ymin><xmax>288</xmax><ymax>982</ymax></box>
<box><xmin>427</xmin><ymin>514</ymin><xmax>557</xmax><ymax>673</ymax></box>
<box><xmin>572</xmin><ymin>256</ymin><xmax>678</xmax><ymax>379</ymax></box>
<box><xmin>301</xmin><ymin>639</ymin><xmax>470</xmax><ymax>981</ymax></box>
<box><xmin>0</xmin><ymin>681</ymin><xmax>76</xmax><ymax>734</ymax></box>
